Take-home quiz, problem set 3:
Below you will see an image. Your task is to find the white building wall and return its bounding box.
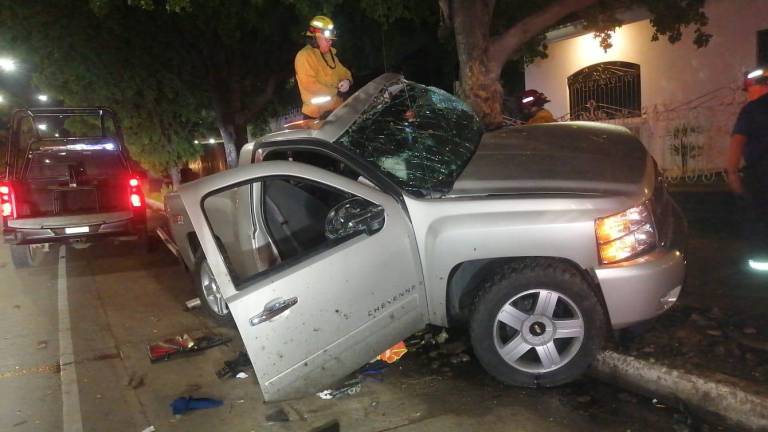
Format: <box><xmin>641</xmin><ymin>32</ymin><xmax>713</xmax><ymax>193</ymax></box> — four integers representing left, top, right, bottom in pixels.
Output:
<box><xmin>524</xmin><ymin>0</ymin><xmax>768</xmax><ymax>179</ymax></box>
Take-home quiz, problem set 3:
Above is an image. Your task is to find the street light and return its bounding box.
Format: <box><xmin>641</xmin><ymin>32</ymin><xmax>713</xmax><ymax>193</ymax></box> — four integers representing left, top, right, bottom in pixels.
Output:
<box><xmin>37</xmin><ymin>94</ymin><xmax>48</xmax><ymax>102</ymax></box>
<box><xmin>0</xmin><ymin>57</ymin><xmax>17</xmax><ymax>72</ymax></box>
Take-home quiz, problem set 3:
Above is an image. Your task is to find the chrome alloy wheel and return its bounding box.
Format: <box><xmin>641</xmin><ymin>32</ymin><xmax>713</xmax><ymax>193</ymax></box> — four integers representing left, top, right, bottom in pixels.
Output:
<box><xmin>493</xmin><ymin>289</ymin><xmax>585</xmax><ymax>373</ymax></box>
<box><xmin>200</xmin><ymin>260</ymin><xmax>229</xmax><ymax>316</ymax></box>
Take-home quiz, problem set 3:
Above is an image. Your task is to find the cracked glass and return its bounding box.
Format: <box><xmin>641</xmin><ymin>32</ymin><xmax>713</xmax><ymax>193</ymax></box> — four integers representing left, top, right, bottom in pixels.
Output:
<box><xmin>335</xmin><ymin>81</ymin><xmax>483</xmax><ymax>197</ymax></box>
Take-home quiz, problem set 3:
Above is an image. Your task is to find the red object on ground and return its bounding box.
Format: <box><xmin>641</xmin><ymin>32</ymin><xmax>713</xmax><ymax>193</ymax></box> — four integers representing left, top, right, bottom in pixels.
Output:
<box><xmin>378</xmin><ymin>341</ymin><xmax>408</xmax><ymax>364</ymax></box>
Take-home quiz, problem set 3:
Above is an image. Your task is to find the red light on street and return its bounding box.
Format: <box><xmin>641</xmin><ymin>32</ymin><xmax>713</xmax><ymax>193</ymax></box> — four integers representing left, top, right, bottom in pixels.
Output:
<box><xmin>0</xmin><ymin>183</ymin><xmax>13</xmax><ymax>217</ymax></box>
<box><xmin>130</xmin><ymin>193</ymin><xmax>143</xmax><ymax>208</ymax></box>
<box><xmin>129</xmin><ymin>178</ymin><xmax>139</xmax><ymax>187</ymax></box>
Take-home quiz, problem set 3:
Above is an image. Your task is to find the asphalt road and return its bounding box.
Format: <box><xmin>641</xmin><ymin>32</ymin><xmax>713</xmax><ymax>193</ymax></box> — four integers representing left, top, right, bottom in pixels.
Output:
<box><xmin>0</xmin><ymin>233</ymin><xmax>718</xmax><ymax>432</ymax></box>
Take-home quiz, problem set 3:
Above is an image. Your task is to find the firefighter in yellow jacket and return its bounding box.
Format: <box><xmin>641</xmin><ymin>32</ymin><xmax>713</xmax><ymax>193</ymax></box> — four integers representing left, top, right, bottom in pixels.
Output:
<box><xmin>520</xmin><ymin>89</ymin><xmax>556</xmax><ymax>124</ymax></box>
<box><xmin>295</xmin><ymin>16</ymin><xmax>353</xmax><ymax>119</ymax></box>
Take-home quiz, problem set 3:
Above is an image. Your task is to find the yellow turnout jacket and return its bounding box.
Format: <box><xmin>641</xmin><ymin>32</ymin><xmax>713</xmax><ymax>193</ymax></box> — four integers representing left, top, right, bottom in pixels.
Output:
<box><xmin>295</xmin><ymin>45</ymin><xmax>352</xmax><ymax>118</ymax></box>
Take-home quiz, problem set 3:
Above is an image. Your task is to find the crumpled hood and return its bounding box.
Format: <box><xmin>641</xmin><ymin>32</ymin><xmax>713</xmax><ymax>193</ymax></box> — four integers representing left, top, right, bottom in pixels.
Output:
<box><xmin>450</xmin><ymin>122</ymin><xmax>650</xmax><ymax>197</ymax></box>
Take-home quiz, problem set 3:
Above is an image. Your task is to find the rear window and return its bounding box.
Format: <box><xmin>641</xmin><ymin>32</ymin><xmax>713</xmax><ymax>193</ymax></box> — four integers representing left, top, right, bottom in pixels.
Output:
<box><xmin>32</xmin><ymin>114</ymin><xmax>115</xmax><ymax>140</ymax></box>
<box><xmin>25</xmin><ymin>151</ymin><xmax>126</xmax><ymax>180</ymax></box>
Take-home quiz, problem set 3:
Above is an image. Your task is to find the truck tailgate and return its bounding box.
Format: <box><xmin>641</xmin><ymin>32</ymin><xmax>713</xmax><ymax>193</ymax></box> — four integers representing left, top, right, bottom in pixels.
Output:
<box><xmin>7</xmin><ymin>211</ymin><xmax>133</xmax><ymax>229</ymax></box>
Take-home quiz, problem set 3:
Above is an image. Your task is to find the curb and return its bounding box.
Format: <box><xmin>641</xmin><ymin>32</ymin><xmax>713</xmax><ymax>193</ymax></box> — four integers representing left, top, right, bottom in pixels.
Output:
<box><xmin>592</xmin><ymin>351</ymin><xmax>768</xmax><ymax>431</ymax></box>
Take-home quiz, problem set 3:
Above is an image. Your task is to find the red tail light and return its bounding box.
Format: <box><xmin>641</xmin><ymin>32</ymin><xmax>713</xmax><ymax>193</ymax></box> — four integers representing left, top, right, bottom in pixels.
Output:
<box><xmin>130</xmin><ymin>193</ymin><xmax>143</xmax><ymax>208</ymax></box>
<box><xmin>0</xmin><ymin>182</ymin><xmax>15</xmax><ymax>218</ymax></box>
<box><xmin>128</xmin><ymin>177</ymin><xmax>144</xmax><ymax>208</ymax></box>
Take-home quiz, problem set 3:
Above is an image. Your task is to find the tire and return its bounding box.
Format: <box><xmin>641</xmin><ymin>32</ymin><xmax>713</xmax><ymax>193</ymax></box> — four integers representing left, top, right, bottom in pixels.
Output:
<box><xmin>469</xmin><ymin>260</ymin><xmax>606</xmax><ymax>388</ymax></box>
<box><xmin>10</xmin><ymin>244</ymin><xmax>47</xmax><ymax>268</ymax></box>
<box><xmin>193</xmin><ymin>251</ymin><xmax>235</xmax><ymax>327</ymax></box>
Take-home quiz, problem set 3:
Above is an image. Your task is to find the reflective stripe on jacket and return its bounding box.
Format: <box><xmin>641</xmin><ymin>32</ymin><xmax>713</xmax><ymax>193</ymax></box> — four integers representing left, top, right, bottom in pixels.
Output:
<box><xmin>295</xmin><ymin>45</ymin><xmax>352</xmax><ymax>118</ymax></box>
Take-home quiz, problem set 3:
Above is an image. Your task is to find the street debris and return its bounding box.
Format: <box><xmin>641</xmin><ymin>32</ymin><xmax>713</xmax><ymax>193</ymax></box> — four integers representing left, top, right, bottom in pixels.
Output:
<box><xmin>140</xmin><ymin>426</ymin><xmax>156</xmax><ymax>432</ymax></box>
<box><xmin>126</xmin><ymin>372</ymin><xmax>145</xmax><ymax>390</ymax></box>
<box><xmin>37</xmin><ymin>340</ymin><xmax>47</xmax><ymax>349</ymax></box>
<box><xmin>265</xmin><ymin>407</ymin><xmax>290</xmax><ymax>423</ymax></box>
<box><xmin>316</xmin><ymin>379</ymin><xmax>361</xmax><ymax>399</ymax></box>
<box><xmin>170</xmin><ymin>396</ymin><xmax>223</xmax><ymax>415</ymax></box>
<box><xmin>216</xmin><ymin>351</ymin><xmax>252</xmax><ymax>379</ymax></box>
<box><xmin>310</xmin><ymin>420</ymin><xmax>340</xmax><ymax>432</ymax></box>
<box><xmin>377</xmin><ymin>341</ymin><xmax>407</xmax><ymax>364</ymax></box>
<box><xmin>235</xmin><ymin>371</ymin><xmax>248</xmax><ymax>379</ymax></box>
<box><xmin>148</xmin><ymin>333</ymin><xmax>230</xmax><ymax>362</ymax></box>
<box><xmin>185</xmin><ymin>297</ymin><xmax>201</xmax><ymax>311</ymax></box>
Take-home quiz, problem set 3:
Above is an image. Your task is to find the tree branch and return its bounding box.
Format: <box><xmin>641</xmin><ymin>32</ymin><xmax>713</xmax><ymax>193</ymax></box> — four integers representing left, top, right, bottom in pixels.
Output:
<box><xmin>239</xmin><ymin>73</ymin><xmax>283</xmax><ymax>122</ymax></box>
<box><xmin>487</xmin><ymin>0</ymin><xmax>598</xmax><ymax>73</ymax></box>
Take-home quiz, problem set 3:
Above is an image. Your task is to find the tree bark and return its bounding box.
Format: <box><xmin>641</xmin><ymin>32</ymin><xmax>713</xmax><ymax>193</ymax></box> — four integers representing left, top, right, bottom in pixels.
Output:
<box><xmin>451</xmin><ymin>0</ymin><xmax>599</xmax><ymax>129</ymax></box>
<box><xmin>168</xmin><ymin>164</ymin><xmax>181</xmax><ymax>190</ymax></box>
<box><xmin>216</xmin><ymin>117</ymin><xmax>248</xmax><ymax>168</ymax></box>
<box><xmin>452</xmin><ymin>0</ymin><xmax>503</xmax><ymax>129</ymax></box>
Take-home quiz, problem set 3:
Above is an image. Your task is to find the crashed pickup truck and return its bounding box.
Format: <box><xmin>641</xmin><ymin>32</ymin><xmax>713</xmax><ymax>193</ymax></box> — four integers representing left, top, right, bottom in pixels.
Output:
<box><xmin>2</xmin><ymin>108</ymin><xmax>148</xmax><ymax>267</ymax></box>
<box><xmin>162</xmin><ymin>74</ymin><xmax>686</xmax><ymax>401</ymax></box>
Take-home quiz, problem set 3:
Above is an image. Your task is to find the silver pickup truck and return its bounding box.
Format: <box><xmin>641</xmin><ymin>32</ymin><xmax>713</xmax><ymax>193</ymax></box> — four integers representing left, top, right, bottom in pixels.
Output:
<box><xmin>162</xmin><ymin>74</ymin><xmax>686</xmax><ymax>402</ymax></box>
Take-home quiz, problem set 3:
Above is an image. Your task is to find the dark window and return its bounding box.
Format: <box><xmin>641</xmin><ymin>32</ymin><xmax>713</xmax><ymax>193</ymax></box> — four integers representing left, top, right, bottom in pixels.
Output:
<box><xmin>758</xmin><ymin>29</ymin><xmax>768</xmax><ymax>66</ymax></box>
<box><xmin>567</xmin><ymin>61</ymin><xmax>641</xmax><ymax>120</ymax></box>
<box><xmin>203</xmin><ymin>177</ymin><xmax>361</xmax><ymax>288</ymax></box>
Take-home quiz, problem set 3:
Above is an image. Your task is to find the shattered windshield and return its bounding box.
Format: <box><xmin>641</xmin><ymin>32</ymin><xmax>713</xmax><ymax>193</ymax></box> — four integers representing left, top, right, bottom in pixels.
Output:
<box><xmin>335</xmin><ymin>81</ymin><xmax>483</xmax><ymax>197</ymax></box>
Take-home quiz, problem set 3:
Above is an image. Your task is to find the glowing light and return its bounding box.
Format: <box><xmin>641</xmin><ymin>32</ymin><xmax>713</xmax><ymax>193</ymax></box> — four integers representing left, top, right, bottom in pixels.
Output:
<box><xmin>0</xmin><ymin>95</ymin><xmax>4</xmax><ymax>103</ymax></box>
<box><xmin>130</xmin><ymin>193</ymin><xmax>142</xmax><ymax>208</ymax></box>
<box><xmin>194</xmin><ymin>140</ymin><xmax>199</xmax><ymax>144</ymax></box>
<box><xmin>37</xmin><ymin>123</ymin><xmax>48</xmax><ymax>131</ymax></box>
<box><xmin>0</xmin><ymin>185</ymin><xmax>9</xmax><ymax>194</ymax></box>
<box><xmin>522</xmin><ymin>96</ymin><xmax>535</xmax><ymax>103</ymax></box>
<box><xmin>129</xmin><ymin>178</ymin><xmax>140</xmax><ymax>187</ymax></box>
<box><xmin>310</xmin><ymin>95</ymin><xmax>332</xmax><ymax>105</ymax></box>
<box><xmin>748</xmin><ymin>259</ymin><xmax>768</xmax><ymax>271</ymax></box>
<box><xmin>37</xmin><ymin>94</ymin><xmax>49</xmax><ymax>102</ymax></box>
<box><xmin>0</xmin><ymin>58</ymin><xmax>16</xmax><ymax>72</ymax></box>
<box><xmin>208</xmin><ymin>138</ymin><xmax>215</xmax><ymax>144</ymax></box>
<box><xmin>747</xmin><ymin>69</ymin><xmax>764</xmax><ymax>79</ymax></box>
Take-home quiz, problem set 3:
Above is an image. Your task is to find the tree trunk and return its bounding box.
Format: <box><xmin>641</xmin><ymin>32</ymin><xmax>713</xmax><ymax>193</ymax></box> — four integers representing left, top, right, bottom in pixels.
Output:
<box><xmin>168</xmin><ymin>164</ymin><xmax>181</xmax><ymax>190</ymax></box>
<box><xmin>216</xmin><ymin>117</ymin><xmax>248</xmax><ymax>169</ymax></box>
<box><xmin>451</xmin><ymin>0</ymin><xmax>504</xmax><ymax>129</ymax></box>
<box><xmin>451</xmin><ymin>0</ymin><xmax>600</xmax><ymax>129</ymax></box>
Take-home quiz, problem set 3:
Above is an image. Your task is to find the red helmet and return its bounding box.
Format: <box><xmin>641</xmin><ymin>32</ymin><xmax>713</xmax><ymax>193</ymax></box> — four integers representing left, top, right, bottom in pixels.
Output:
<box><xmin>520</xmin><ymin>89</ymin><xmax>550</xmax><ymax>108</ymax></box>
<box><xmin>743</xmin><ymin>67</ymin><xmax>768</xmax><ymax>90</ymax></box>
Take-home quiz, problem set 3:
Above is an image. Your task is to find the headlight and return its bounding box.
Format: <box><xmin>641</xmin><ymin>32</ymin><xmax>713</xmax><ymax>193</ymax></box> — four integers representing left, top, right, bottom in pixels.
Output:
<box><xmin>595</xmin><ymin>203</ymin><xmax>657</xmax><ymax>264</ymax></box>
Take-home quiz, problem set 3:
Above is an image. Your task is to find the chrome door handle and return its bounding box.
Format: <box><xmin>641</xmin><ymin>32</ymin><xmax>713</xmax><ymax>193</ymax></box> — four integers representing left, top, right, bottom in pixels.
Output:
<box><xmin>249</xmin><ymin>297</ymin><xmax>298</xmax><ymax>326</ymax></box>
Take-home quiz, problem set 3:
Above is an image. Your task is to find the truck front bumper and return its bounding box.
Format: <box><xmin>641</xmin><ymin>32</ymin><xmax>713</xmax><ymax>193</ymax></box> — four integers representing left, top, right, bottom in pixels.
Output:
<box><xmin>595</xmin><ymin>199</ymin><xmax>687</xmax><ymax>329</ymax></box>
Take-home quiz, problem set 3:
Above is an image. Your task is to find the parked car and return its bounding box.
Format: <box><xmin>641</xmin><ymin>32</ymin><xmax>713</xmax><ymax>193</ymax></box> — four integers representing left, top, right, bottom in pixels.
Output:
<box><xmin>161</xmin><ymin>74</ymin><xmax>686</xmax><ymax>402</ymax></box>
<box><xmin>1</xmin><ymin>108</ymin><xmax>148</xmax><ymax>267</ymax></box>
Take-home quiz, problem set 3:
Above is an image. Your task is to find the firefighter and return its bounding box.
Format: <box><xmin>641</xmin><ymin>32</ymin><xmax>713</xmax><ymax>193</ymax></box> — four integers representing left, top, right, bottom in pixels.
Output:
<box><xmin>295</xmin><ymin>15</ymin><xmax>353</xmax><ymax>119</ymax></box>
<box><xmin>519</xmin><ymin>89</ymin><xmax>556</xmax><ymax>125</ymax></box>
<box><xmin>726</xmin><ymin>67</ymin><xmax>768</xmax><ymax>270</ymax></box>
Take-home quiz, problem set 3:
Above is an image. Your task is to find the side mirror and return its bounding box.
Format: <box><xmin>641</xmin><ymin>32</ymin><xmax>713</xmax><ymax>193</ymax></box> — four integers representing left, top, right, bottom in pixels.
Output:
<box><xmin>324</xmin><ymin>197</ymin><xmax>385</xmax><ymax>240</ymax></box>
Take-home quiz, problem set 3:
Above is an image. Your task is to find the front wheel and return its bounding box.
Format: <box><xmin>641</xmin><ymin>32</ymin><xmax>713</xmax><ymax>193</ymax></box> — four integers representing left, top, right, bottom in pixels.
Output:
<box><xmin>469</xmin><ymin>261</ymin><xmax>606</xmax><ymax>387</ymax></box>
<box><xmin>10</xmin><ymin>244</ymin><xmax>48</xmax><ymax>268</ymax></box>
<box><xmin>193</xmin><ymin>251</ymin><xmax>234</xmax><ymax>327</ymax></box>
